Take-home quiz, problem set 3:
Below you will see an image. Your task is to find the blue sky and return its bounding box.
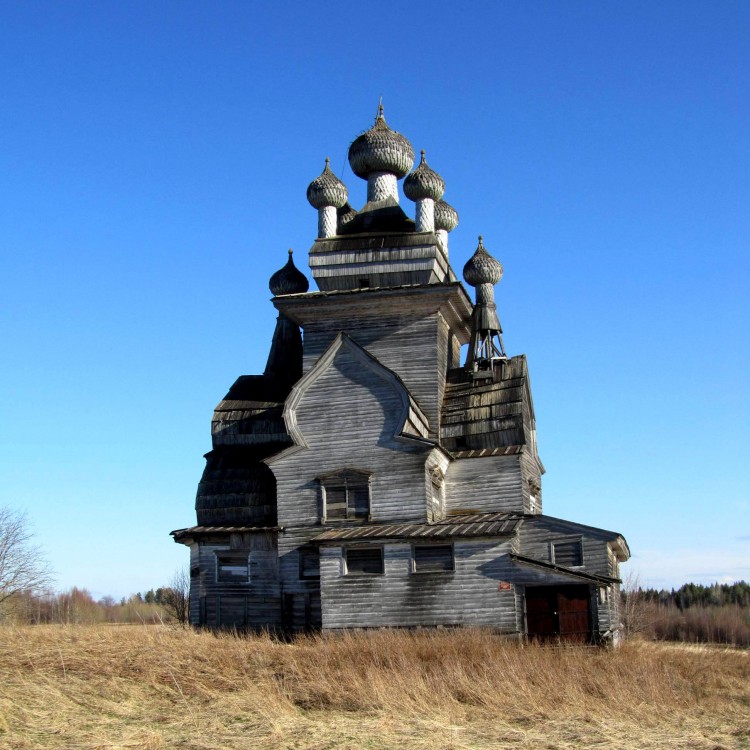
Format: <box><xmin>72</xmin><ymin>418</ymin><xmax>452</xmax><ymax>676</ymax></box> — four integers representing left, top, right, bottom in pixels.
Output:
<box><xmin>1</xmin><ymin>1</ymin><xmax>747</xmax><ymax>598</ymax></box>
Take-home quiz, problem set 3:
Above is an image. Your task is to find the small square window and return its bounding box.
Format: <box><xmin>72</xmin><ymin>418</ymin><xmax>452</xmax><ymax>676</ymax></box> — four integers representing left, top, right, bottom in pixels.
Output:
<box><xmin>551</xmin><ymin>540</ymin><xmax>583</xmax><ymax>567</ymax></box>
<box><xmin>345</xmin><ymin>547</ymin><xmax>383</xmax><ymax>575</ymax></box>
<box><xmin>299</xmin><ymin>548</ymin><xmax>320</xmax><ymax>579</ymax></box>
<box><xmin>413</xmin><ymin>544</ymin><xmax>454</xmax><ymax>573</ymax></box>
<box><xmin>216</xmin><ymin>551</ymin><xmax>249</xmax><ymax>583</ymax></box>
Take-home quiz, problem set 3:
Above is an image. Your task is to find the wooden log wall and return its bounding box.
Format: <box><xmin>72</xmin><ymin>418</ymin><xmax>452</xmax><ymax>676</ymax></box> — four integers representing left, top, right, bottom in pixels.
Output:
<box><xmin>444</xmin><ymin>455</ymin><xmax>525</xmax><ymax>514</ymax></box>
<box><xmin>319</xmin><ymin>539</ymin><xmax>519</xmax><ymax>630</ymax></box>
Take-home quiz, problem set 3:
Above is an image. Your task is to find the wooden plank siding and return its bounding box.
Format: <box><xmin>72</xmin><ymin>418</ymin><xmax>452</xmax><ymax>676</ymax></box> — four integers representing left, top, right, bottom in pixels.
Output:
<box><xmin>517</xmin><ymin>515</ymin><xmax>623</xmax><ymax>637</ymax></box>
<box><xmin>268</xmin><ymin>339</ymin><xmax>439</xmax><ymax>528</ymax></box>
<box><xmin>444</xmin><ymin>455</ymin><xmax>525</xmax><ymax>514</ymax></box>
<box><xmin>319</xmin><ymin>539</ymin><xmax>519</xmax><ymax>631</ymax></box>
<box><xmin>190</xmin><ymin>532</ymin><xmax>282</xmax><ymax>629</ymax></box>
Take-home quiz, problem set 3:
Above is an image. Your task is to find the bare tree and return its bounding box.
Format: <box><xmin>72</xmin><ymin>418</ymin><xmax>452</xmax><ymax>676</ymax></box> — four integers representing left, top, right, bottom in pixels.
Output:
<box><xmin>621</xmin><ymin>570</ymin><xmax>651</xmax><ymax>638</ymax></box>
<box><xmin>162</xmin><ymin>567</ymin><xmax>190</xmax><ymax>625</ymax></box>
<box><xmin>0</xmin><ymin>507</ymin><xmax>54</xmax><ymax>609</ymax></box>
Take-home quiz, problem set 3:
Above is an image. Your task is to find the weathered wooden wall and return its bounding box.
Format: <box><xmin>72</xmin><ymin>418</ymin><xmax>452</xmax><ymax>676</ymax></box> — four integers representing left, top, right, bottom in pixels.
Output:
<box><xmin>444</xmin><ymin>454</ymin><xmax>524</xmax><ymax>514</ymax></box>
<box><xmin>319</xmin><ymin>539</ymin><xmax>519</xmax><ymax>630</ymax></box>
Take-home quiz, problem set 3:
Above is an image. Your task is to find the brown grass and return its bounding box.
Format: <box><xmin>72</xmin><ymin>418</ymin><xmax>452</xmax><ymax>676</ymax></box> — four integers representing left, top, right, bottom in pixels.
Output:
<box><xmin>0</xmin><ymin>625</ymin><xmax>748</xmax><ymax>749</ymax></box>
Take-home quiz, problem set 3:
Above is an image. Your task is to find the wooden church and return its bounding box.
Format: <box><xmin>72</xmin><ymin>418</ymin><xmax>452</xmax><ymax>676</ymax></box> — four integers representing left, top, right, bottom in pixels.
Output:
<box><xmin>171</xmin><ymin>106</ymin><xmax>630</xmax><ymax>642</ymax></box>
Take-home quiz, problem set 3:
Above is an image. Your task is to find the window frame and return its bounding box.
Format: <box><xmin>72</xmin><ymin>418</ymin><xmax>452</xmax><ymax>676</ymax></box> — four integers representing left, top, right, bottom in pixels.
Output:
<box><xmin>344</xmin><ymin>546</ymin><xmax>384</xmax><ymax>576</ymax></box>
<box><xmin>215</xmin><ymin>550</ymin><xmax>250</xmax><ymax>584</ymax></box>
<box><xmin>299</xmin><ymin>547</ymin><xmax>320</xmax><ymax>580</ymax></box>
<box><xmin>318</xmin><ymin>469</ymin><xmax>372</xmax><ymax>523</ymax></box>
<box><xmin>412</xmin><ymin>543</ymin><xmax>455</xmax><ymax>574</ymax></box>
<box><xmin>549</xmin><ymin>538</ymin><xmax>584</xmax><ymax>568</ymax></box>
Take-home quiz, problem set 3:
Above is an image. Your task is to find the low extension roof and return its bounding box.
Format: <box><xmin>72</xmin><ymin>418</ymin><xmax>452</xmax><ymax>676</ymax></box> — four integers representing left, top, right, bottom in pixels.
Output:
<box><xmin>313</xmin><ymin>512</ymin><xmax>522</xmax><ymax>543</ymax></box>
<box><xmin>171</xmin><ymin>525</ymin><xmax>283</xmax><ymax>542</ymax></box>
<box><xmin>509</xmin><ymin>553</ymin><xmax>622</xmax><ymax>585</ymax></box>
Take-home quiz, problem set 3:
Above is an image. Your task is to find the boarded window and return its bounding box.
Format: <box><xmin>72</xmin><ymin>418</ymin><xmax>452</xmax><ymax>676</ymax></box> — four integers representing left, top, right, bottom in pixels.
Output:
<box><xmin>414</xmin><ymin>544</ymin><xmax>454</xmax><ymax>573</ymax></box>
<box><xmin>299</xmin><ymin>548</ymin><xmax>320</xmax><ymax>579</ymax></box>
<box><xmin>321</xmin><ymin>470</ymin><xmax>370</xmax><ymax>521</ymax></box>
<box><xmin>552</xmin><ymin>540</ymin><xmax>583</xmax><ymax>567</ymax></box>
<box><xmin>216</xmin><ymin>551</ymin><xmax>249</xmax><ymax>583</ymax></box>
<box><xmin>345</xmin><ymin>547</ymin><xmax>383</xmax><ymax>575</ymax></box>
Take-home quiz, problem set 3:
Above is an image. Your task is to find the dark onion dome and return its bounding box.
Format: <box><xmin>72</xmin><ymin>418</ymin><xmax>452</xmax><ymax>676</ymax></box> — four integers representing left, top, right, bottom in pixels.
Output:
<box><xmin>434</xmin><ymin>199</ymin><xmax>459</xmax><ymax>232</ymax></box>
<box><xmin>269</xmin><ymin>249</ymin><xmax>310</xmax><ymax>295</ymax></box>
<box><xmin>306</xmin><ymin>158</ymin><xmax>348</xmax><ymax>209</ymax></box>
<box><xmin>337</xmin><ymin>201</ymin><xmax>357</xmax><ymax>226</ymax></box>
<box><xmin>403</xmin><ymin>150</ymin><xmax>445</xmax><ymax>202</ymax></box>
<box><xmin>463</xmin><ymin>236</ymin><xmax>504</xmax><ymax>287</ymax></box>
<box><xmin>348</xmin><ymin>104</ymin><xmax>415</xmax><ymax>180</ymax></box>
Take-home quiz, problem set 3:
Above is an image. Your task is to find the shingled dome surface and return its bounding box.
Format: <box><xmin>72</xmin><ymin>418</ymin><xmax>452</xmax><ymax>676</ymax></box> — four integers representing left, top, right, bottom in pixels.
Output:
<box><xmin>269</xmin><ymin>250</ymin><xmax>310</xmax><ymax>295</ymax></box>
<box><xmin>348</xmin><ymin>106</ymin><xmax>414</xmax><ymax>180</ymax></box>
<box><xmin>463</xmin><ymin>236</ymin><xmax>503</xmax><ymax>286</ymax></box>
<box><xmin>434</xmin><ymin>199</ymin><xmax>459</xmax><ymax>232</ymax></box>
<box><xmin>404</xmin><ymin>150</ymin><xmax>445</xmax><ymax>202</ymax></box>
<box><xmin>306</xmin><ymin>158</ymin><xmax>348</xmax><ymax>209</ymax></box>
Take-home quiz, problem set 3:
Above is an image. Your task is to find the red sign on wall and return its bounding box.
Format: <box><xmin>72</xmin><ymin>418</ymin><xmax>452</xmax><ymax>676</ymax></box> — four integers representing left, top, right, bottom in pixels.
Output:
<box><xmin>497</xmin><ymin>581</ymin><xmax>512</xmax><ymax>591</ymax></box>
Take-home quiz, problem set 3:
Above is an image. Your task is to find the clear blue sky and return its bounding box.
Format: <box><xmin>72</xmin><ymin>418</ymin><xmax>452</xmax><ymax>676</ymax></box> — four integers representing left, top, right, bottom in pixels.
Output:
<box><xmin>1</xmin><ymin>1</ymin><xmax>747</xmax><ymax>599</ymax></box>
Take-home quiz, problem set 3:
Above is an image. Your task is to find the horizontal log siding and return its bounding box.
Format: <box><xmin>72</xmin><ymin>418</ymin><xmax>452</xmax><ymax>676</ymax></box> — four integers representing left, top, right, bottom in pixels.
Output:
<box><xmin>444</xmin><ymin>455</ymin><xmax>525</xmax><ymax>514</ymax></box>
<box><xmin>273</xmin><ymin>345</ymin><xmax>433</xmax><ymax>527</ymax></box>
<box><xmin>519</xmin><ymin>450</ymin><xmax>543</xmax><ymax>514</ymax></box>
<box><xmin>319</xmin><ymin>539</ymin><xmax>519</xmax><ymax>630</ymax></box>
<box><xmin>301</xmin><ymin>313</ymin><xmax>446</xmax><ymax>440</ymax></box>
<box><xmin>193</xmin><ymin>534</ymin><xmax>281</xmax><ymax>628</ymax></box>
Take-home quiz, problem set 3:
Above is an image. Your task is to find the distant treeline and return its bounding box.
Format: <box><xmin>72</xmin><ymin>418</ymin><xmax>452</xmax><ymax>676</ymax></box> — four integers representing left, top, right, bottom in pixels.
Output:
<box><xmin>628</xmin><ymin>581</ymin><xmax>750</xmax><ymax>610</ymax></box>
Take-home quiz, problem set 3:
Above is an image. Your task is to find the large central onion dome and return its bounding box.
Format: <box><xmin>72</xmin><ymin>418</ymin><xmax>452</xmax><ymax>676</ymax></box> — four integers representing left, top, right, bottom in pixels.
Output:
<box><xmin>463</xmin><ymin>236</ymin><xmax>504</xmax><ymax>287</ymax></box>
<box><xmin>404</xmin><ymin>150</ymin><xmax>445</xmax><ymax>202</ymax></box>
<box><xmin>269</xmin><ymin>249</ymin><xmax>310</xmax><ymax>295</ymax></box>
<box><xmin>306</xmin><ymin>158</ymin><xmax>348</xmax><ymax>209</ymax></box>
<box><xmin>348</xmin><ymin>104</ymin><xmax>415</xmax><ymax>179</ymax></box>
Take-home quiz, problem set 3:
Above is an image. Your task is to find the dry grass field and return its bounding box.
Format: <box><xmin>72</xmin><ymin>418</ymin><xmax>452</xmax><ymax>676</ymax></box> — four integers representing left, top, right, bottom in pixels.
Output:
<box><xmin>0</xmin><ymin>624</ymin><xmax>748</xmax><ymax>750</ymax></box>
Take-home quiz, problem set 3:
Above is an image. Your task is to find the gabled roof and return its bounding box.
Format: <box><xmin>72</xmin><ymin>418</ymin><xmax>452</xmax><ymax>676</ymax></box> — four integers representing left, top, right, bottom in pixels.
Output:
<box><xmin>509</xmin><ymin>553</ymin><xmax>622</xmax><ymax>585</ymax></box>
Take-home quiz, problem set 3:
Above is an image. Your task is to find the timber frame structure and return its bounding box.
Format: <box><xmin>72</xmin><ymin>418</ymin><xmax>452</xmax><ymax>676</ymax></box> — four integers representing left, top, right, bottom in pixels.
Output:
<box><xmin>172</xmin><ymin>106</ymin><xmax>630</xmax><ymax>643</ymax></box>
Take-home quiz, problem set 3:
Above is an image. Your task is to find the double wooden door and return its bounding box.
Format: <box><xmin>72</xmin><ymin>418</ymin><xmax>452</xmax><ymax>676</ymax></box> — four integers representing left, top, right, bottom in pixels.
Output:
<box><xmin>525</xmin><ymin>585</ymin><xmax>592</xmax><ymax>642</ymax></box>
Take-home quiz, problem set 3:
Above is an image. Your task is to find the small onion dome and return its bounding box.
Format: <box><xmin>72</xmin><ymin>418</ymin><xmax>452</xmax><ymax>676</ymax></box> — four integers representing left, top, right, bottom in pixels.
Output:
<box><xmin>403</xmin><ymin>150</ymin><xmax>445</xmax><ymax>202</ymax></box>
<box><xmin>269</xmin><ymin>249</ymin><xmax>309</xmax><ymax>295</ymax></box>
<box><xmin>337</xmin><ymin>201</ymin><xmax>357</xmax><ymax>226</ymax></box>
<box><xmin>463</xmin><ymin>236</ymin><xmax>504</xmax><ymax>287</ymax></box>
<box><xmin>348</xmin><ymin>104</ymin><xmax>415</xmax><ymax>180</ymax></box>
<box><xmin>306</xmin><ymin>158</ymin><xmax>348</xmax><ymax>209</ymax></box>
<box><xmin>434</xmin><ymin>199</ymin><xmax>459</xmax><ymax>232</ymax></box>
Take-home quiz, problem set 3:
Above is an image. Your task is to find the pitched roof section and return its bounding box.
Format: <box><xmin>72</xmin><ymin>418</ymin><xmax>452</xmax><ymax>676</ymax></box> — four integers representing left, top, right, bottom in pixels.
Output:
<box><xmin>313</xmin><ymin>512</ymin><xmax>522</xmax><ymax>542</ymax></box>
<box><xmin>441</xmin><ymin>355</ymin><xmax>538</xmax><ymax>455</ymax></box>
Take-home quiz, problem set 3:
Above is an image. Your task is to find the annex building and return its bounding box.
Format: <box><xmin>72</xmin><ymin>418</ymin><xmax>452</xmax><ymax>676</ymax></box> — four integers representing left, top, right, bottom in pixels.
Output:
<box><xmin>171</xmin><ymin>106</ymin><xmax>630</xmax><ymax>642</ymax></box>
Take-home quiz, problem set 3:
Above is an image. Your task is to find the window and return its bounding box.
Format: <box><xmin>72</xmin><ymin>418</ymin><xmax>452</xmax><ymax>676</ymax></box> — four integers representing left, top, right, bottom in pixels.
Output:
<box><xmin>345</xmin><ymin>547</ymin><xmax>383</xmax><ymax>575</ymax></box>
<box><xmin>299</xmin><ymin>548</ymin><xmax>320</xmax><ymax>579</ymax></box>
<box><xmin>320</xmin><ymin>470</ymin><xmax>371</xmax><ymax>521</ymax></box>
<box><xmin>413</xmin><ymin>544</ymin><xmax>454</xmax><ymax>573</ymax></box>
<box><xmin>216</xmin><ymin>551</ymin><xmax>249</xmax><ymax>583</ymax></box>
<box><xmin>551</xmin><ymin>540</ymin><xmax>583</xmax><ymax>567</ymax></box>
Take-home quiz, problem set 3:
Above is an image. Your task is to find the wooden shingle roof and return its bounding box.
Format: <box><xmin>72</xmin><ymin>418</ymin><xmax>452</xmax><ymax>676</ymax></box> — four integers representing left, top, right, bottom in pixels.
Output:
<box><xmin>313</xmin><ymin>512</ymin><xmax>522</xmax><ymax>543</ymax></box>
<box><xmin>440</xmin><ymin>355</ymin><xmax>533</xmax><ymax>453</ymax></box>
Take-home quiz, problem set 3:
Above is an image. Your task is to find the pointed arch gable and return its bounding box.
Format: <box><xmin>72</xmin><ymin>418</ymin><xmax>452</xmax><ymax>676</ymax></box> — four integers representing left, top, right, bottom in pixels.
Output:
<box><xmin>265</xmin><ymin>333</ymin><xmax>430</xmax><ymax>465</ymax></box>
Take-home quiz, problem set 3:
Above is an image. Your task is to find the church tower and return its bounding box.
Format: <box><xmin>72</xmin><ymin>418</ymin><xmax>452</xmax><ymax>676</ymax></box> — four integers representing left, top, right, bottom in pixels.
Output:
<box><xmin>172</xmin><ymin>106</ymin><xmax>629</xmax><ymax>642</ymax></box>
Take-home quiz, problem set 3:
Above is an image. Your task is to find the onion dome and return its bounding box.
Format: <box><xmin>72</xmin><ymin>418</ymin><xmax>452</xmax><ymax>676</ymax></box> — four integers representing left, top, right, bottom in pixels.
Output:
<box><xmin>337</xmin><ymin>201</ymin><xmax>357</xmax><ymax>226</ymax></box>
<box><xmin>348</xmin><ymin>104</ymin><xmax>415</xmax><ymax>180</ymax></box>
<box><xmin>434</xmin><ymin>199</ymin><xmax>459</xmax><ymax>232</ymax></box>
<box><xmin>269</xmin><ymin>249</ymin><xmax>309</xmax><ymax>295</ymax></box>
<box><xmin>463</xmin><ymin>236</ymin><xmax>504</xmax><ymax>287</ymax></box>
<box><xmin>404</xmin><ymin>150</ymin><xmax>445</xmax><ymax>202</ymax></box>
<box><xmin>306</xmin><ymin>158</ymin><xmax>348</xmax><ymax>209</ymax></box>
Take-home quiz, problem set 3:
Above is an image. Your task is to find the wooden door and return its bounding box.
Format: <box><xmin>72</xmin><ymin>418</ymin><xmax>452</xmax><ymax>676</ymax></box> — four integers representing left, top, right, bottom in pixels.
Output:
<box><xmin>525</xmin><ymin>585</ymin><xmax>591</xmax><ymax>642</ymax></box>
